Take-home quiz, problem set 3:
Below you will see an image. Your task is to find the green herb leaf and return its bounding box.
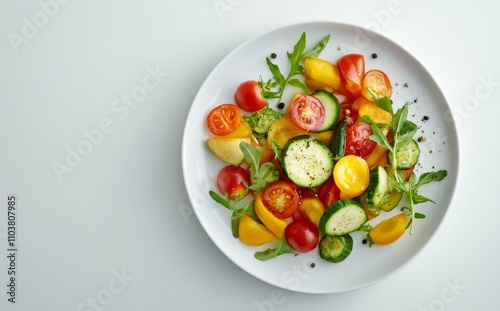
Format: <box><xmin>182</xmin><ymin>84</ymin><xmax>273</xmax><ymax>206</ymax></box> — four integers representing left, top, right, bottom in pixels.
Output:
<box><xmin>209</xmin><ymin>189</ymin><xmax>254</xmax><ymax>238</ymax></box>
<box><xmin>414</xmin><ymin>212</ymin><xmax>426</xmax><ymax>219</ymax></box>
<box><xmin>240</xmin><ymin>141</ymin><xmax>279</xmax><ymax>192</ymax></box>
<box><xmin>302</xmin><ymin>34</ymin><xmax>331</xmax><ymax>59</ymax></box>
<box><xmin>396</xmin><ymin>121</ymin><xmax>418</xmax><ymax>147</ymax></box>
<box><xmin>208</xmin><ymin>191</ymin><xmax>232</xmax><ymax>209</ymax></box>
<box><xmin>262</xmin><ymin>33</ymin><xmax>330</xmax><ymax>105</ymax></box>
<box><xmin>369</xmin><ymin>89</ymin><xmax>393</xmax><ymax>115</ymax></box>
<box><xmin>288</xmin><ymin>78</ymin><xmax>310</xmax><ymax>94</ymax></box>
<box><xmin>254</xmin><ymin>238</ymin><xmax>295</xmax><ymax>261</ymax></box>
<box><xmin>416</xmin><ymin>170</ymin><xmax>448</xmax><ymax>188</ymax></box>
<box><xmin>266</xmin><ymin>57</ymin><xmax>286</xmax><ymax>85</ymax></box>
<box><xmin>412</xmin><ymin>194</ymin><xmax>434</xmax><ymax>204</ymax></box>
<box><xmin>258</xmin><ymin>77</ymin><xmax>280</xmax><ymax>99</ymax></box>
<box><xmin>287</xmin><ymin>32</ymin><xmax>307</xmax><ymax>68</ymax></box>
<box><xmin>269</xmin><ymin>137</ymin><xmax>282</xmax><ymax>160</ymax></box>
<box><xmin>359</xmin><ymin>115</ymin><xmax>393</xmax><ymax>151</ymax></box>
<box><xmin>240</xmin><ymin>142</ymin><xmax>261</xmax><ymax>174</ymax></box>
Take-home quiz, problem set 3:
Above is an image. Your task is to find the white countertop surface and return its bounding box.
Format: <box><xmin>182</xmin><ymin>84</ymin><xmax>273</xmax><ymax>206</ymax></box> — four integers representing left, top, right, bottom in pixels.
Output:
<box><xmin>1</xmin><ymin>1</ymin><xmax>498</xmax><ymax>310</ymax></box>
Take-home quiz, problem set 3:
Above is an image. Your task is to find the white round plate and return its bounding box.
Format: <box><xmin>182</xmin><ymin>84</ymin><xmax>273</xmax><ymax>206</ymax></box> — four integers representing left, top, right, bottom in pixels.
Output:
<box><xmin>182</xmin><ymin>21</ymin><xmax>459</xmax><ymax>294</ymax></box>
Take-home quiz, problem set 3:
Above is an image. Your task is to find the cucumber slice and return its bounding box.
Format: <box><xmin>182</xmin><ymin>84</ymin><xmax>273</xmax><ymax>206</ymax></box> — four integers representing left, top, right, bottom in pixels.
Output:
<box><xmin>380</xmin><ymin>189</ymin><xmax>403</xmax><ymax>212</ymax></box>
<box><xmin>319</xmin><ymin>234</ymin><xmax>353</xmax><ymax>263</ymax></box>
<box><xmin>281</xmin><ymin>135</ymin><xmax>334</xmax><ymax>188</ymax></box>
<box><xmin>389</xmin><ymin>139</ymin><xmax>420</xmax><ymax>169</ymax></box>
<box><xmin>319</xmin><ymin>199</ymin><xmax>368</xmax><ymax>236</ymax></box>
<box><xmin>330</xmin><ymin>118</ymin><xmax>347</xmax><ymax>161</ymax></box>
<box><xmin>312</xmin><ymin>90</ymin><xmax>340</xmax><ymax>132</ymax></box>
<box><xmin>366</xmin><ymin>165</ymin><xmax>389</xmax><ymax>210</ymax></box>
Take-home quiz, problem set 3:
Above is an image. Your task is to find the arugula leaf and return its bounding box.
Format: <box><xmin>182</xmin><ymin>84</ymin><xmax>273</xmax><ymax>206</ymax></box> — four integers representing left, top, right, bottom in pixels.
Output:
<box><xmin>262</xmin><ymin>32</ymin><xmax>331</xmax><ymax>105</ymax></box>
<box><xmin>258</xmin><ymin>77</ymin><xmax>280</xmax><ymax>99</ymax></box>
<box><xmin>239</xmin><ymin>141</ymin><xmax>279</xmax><ymax>191</ymax></box>
<box><xmin>254</xmin><ymin>237</ymin><xmax>295</xmax><ymax>261</ymax></box>
<box><xmin>269</xmin><ymin>137</ymin><xmax>283</xmax><ymax>160</ymax></box>
<box><xmin>416</xmin><ymin>170</ymin><xmax>448</xmax><ymax>188</ymax></box>
<box><xmin>266</xmin><ymin>58</ymin><xmax>286</xmax><ymax>85</ymax></box>
<box><xmin>288</xmin><ymin>78</ymin><xmax>310</xmax><ymax>94</ymax></box>
<box><xmin>369</xmin><ymin>89</ymin><xmax>393</xmax><ymax>115</ymax></box>
<box><xmin>302</xmin><ymin>34</ymin><xmax>331</xmax><ymax>59</ymax></box>
<box><xmin>287</xmin><ymin>32</ymin><xmax>306</xmax><ymax>73</ymax></box>
<box><xmin>208</xmin><ymin>189</ymin><xmax>253</xmax><ymax>238</ymax></box>
<box><xmin>359</xmin><ymin>115</ymin><xmax>393</xmax><ymax>151</ymax></box>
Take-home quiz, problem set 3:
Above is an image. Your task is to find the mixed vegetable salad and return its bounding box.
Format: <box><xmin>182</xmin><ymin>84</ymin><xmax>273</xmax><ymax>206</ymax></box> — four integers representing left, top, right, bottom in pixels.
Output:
<box><xmin>205</xmin><ymin>32</ymin><xmax>447</xmax><ymax>263</ymax></box>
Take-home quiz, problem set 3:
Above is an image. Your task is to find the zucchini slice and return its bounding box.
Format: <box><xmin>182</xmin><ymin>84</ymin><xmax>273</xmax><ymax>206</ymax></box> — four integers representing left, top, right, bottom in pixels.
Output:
<box><xmin>330</xmin><ymin>118</ymin><xmax>347</xmax><ymax>161</ymax></box>
<box><xmin>312</xmin><ymin>90</ymin><xmax>340</xmax><ymax>132</ymax></box>
<box><xmin>281</xmin><ymin>135</ymin><xmax>334</xmax><ymax>188</ymax></box>
<box><xmin>319</xmin><ymin>234</ymin><xmax>353</xmax><ymax>263</ymax></box>
<box><xmin>380</xmin><ymin>189</ymin><xmax>403</xmax><ymax>212</ymax></box>
<box><xmin>365</xmin><ymin>165</ymin><xmax>389</xmax><ymax>210</ymax></box>
<box><xmin>389</xmin><ymin>139</ymin><xmax>420</xmax><ymax>169</ymax></box>
<box><xmin>319</xmin><ymin>199</ymin><xmax>368</xmax><ymax>236</ymax></box>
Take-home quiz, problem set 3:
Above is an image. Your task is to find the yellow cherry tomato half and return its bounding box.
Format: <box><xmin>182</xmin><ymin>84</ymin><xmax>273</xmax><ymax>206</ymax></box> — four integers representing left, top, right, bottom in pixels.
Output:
<box><xmin>369</xmin><ymin>213</ymin><xmax>408</xmax><ymax>245</ymax></box>
<box><xmin>333</xmin><ymin>155</ymin><xmax>370</xmax><ymax>198</ymax></box>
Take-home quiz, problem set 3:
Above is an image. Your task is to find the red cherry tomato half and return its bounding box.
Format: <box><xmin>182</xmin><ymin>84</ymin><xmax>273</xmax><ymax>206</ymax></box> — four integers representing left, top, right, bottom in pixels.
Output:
<box><xmin>338</xmin><ymin>54</ymin><xmax>365</xmax><ymax>99</ymax></box>
<box><xmin>317</xmin><ymin>177</ymin><xmax>341</xmax><ymax>207</ymax></box>
<box><xmin>345</xmin><ymin>122</ymin><xmax>377</xmax><ymax>157</ymax></box>
<box><xmin>216</xmin><ymin>165</ymin><xmax>250</xmax><ymax>198</ymax></box>
<box><xmin>261</xmin><ymin>180</ymin><xmax>300</xmax><ymax>219</ymax></box>
<box><xmin>285</xmin><ymin>219</ymin><xmax>320</xmax><ymax>253</ymax></box>
<box><xmin>234</xmin><ymin>80</ymin><xmax>267</xmax><ymax>112</ymax></box>
<box><xmin>290</xmin><ymin>95</ymin><xmax>325</xmax><ymax>131</ymax></box>
<box><xmin>206</xmin><ymin>104</ymin><xmax>242</xmax><ymax>136</ymax></box>
<box><xmin>339</xmin><ymin>101</ymin><xmax>359</xmax><ymax>126</ymax></box>
<box><xmin>361</xmin><ymin>69</ymin><xmax>392</xmax><ymax>101</ymax></box>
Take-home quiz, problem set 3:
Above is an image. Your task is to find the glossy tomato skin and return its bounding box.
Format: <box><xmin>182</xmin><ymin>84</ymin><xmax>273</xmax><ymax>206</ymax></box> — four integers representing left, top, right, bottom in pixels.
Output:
<box><xmin>261</xmin><ymin>180</ymin><xmax>300</xmax><ymax>219</ymax></box>
<box><xmin>207</xmin><ymin>104</ymin><xmax>242</xmax><ymax>136</ymax></box>
<box><xmin>339</xmin><ymin>101</ymin><xmax>359</xmax><ymax>126</ymax></box>
<box><xmin>216</xmin><ymin>165</ymin><xmax>250</xmax><ymax>198</ymax></box>
<box><xmin>285</xmin><ymin>219</ymin><xmax>319</xmax><ymax>253</ymax></box>
<box><xmin>361</xmin><ymin>69</ymin><xmax>392</xmax><ymax>101</ymax></box>
<box><xmin>234</xmin><ymin>80</ymin><xmax>267</xmax><ymax>112</ymax></box>
<box><xmin>345</xmin><ymin>123</ymin><xmax>377</xmax><ymax>157</ymax></box>
<box><xmin>317</xmin><ymin>177</ymin><xmax>341</xmax><ymax>207</ymax></box>
<box><xmin>338</xmin><ymin>54</ymin><xmax>365</xmax><ymax>99</ymax></box>
<box><xmin>290</xmin><ymin>94</ymin><xmax>325</xmax><ymax>131</ymax></box>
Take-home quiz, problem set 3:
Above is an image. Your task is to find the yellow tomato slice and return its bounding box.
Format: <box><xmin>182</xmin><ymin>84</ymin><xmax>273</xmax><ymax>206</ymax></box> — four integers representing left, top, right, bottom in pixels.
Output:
<box><xmin>238</xmin><ymin>215</ymin><xmax>275</xmax><ymax>246</ymax></box>
<box><xmin>333</xmin><ymin>155</ymin><xmax>370</xmax><ymax>198</ymax></box>
<box><xmin>369</xmin><ymin>213</ymin><xmax>408</xmax><ymax>245</ymax></box>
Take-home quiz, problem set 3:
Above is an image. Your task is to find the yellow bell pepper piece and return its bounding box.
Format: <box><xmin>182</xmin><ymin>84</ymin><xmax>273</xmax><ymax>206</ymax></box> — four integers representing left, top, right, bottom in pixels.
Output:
<box><xmin>369</xmin><ymin>213</ymin><xmax>408</xmax><ymax>245</ymax></box>
<box><xmin>304</xmin><ymin>78</ymin><xmax>334</xmax><ymax>93</ymax></box>
<box><xmin>222</xmin><ymin>117</ymin><xmax>252</xmax><ymax>138</ymax></box>
<box><xmin>267</xmin><ymin>116</ymin><xmax>308</xmax><ymax>147</ymax></box>
<box><xmin>254</xmin><ymin>192</ymin><xmax>288</xmax><ymax>239</ymax></box>
<box><xmin>358</xmin><ymin>101</ymin><xmax>392</xmax><ymax>125</ymax></box>
<box><xmin>364</xmin><ymin>144</ymin><xmax>389</xmax><ymax>168</ymax></box>
<box><xmin>238</xmin><ymin>215</ymin><xmax>275</xmax><ymax>246</ymax></box>
<box><xmin>304</xmin><ymin>57</ymin><xmax>341</xmax><ymax>90</ymax></box>
<box><xmin>299</xmin><ymin>197</ymin><xmax>325</xmax><ymax>227</ymax></box>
